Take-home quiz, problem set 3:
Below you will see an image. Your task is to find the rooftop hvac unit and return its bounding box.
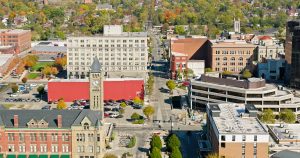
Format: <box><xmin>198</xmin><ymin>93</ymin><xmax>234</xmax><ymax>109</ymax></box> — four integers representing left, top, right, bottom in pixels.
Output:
<box><xmin>285</xmin><ymin>129</ymin><xmax>289</xmax><ymax>134</ymax></box>
<box><xmin>280</xmin><ymin>124</ymin><xmax>284</xmax><ymax>128</ymax></box>
<box><xmin>289</xmin><ymin>134</ymin><xmax>294</xmax><ymax>139</ymax></box>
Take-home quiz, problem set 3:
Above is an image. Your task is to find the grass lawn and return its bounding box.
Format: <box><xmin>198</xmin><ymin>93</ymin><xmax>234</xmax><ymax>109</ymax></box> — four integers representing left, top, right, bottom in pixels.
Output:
<box><xmin>32</xmin><ymin>62</ymin><xmax>54</xmax><ymax>71</ymax></box>
<box><xmin>27</xmin><ymin>73</ymin><xmax>40</xmax><ymax>79</ymax></box>
<box><xmin>2</xmin><ymin>104</ymin><xmax>15</xmax><ymax>109</ymax></box>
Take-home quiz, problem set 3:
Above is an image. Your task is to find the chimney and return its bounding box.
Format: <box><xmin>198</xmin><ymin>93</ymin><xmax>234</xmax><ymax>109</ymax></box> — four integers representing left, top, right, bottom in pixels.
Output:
<box><xmin>14</xmin><ymin>115</ymin><xmax>19</xmax><ymax>128</ymax></box>
<box><xmin>57</xmin><ymin>115</ymin><xmax>62</xmax><ymax>128</ymax></box>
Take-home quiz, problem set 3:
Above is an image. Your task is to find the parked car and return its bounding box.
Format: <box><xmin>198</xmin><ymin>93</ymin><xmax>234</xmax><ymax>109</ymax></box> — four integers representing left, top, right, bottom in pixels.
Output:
<box><xmin>10</xmin><ymin>94</ymin><xmax>18</xmax><ymax>97</ymax></box>
<box><xmin>109</xmin><ymin>113</ymin><xmax>119</xmax><ymax>118</ymax></box>
<box><xmin>132</xmin><ymin>104</ymin><xmax>142</xmax><ymax>109</ymax></box>
<box><xmin>104</xmin><ymin>113</ymin><xmax>110</xmax><ymax>118</ymax></box>
<box><xmin>42</xmin><ymin>105</ymin><xmax>51</xmax><ymax>110</ymax></box>
<box><xmin>30</xmin><ymin>83</ymin><xmax>37</xmax><ymax>87</ymax></box>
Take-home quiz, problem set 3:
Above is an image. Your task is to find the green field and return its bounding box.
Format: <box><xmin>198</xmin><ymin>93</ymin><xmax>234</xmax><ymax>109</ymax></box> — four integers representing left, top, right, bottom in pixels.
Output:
<box><xmin>2</xmin><ymin>104</ymin><xmax>15</xmax><ymax>109</ymax></box>
<box><xmin>27</xmin><ymin>73</ymin><xmax>40</xmax><ymax>79</ymax></box>
<box><xmin>32</xmin><ymin>62</ymin><xmax>54</xmax><ymax>71</ymax></box>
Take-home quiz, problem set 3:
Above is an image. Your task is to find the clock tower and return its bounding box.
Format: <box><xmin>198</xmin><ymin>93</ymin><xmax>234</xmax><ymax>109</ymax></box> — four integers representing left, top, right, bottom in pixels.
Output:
<box><xmin>89</xmin><ymin>57</ymin><xmax>104</xmax><ymax>113</ymax></box>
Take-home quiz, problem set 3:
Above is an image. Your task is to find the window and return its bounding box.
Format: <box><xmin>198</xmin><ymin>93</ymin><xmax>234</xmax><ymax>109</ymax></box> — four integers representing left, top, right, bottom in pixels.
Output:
<box><xmin>30</xmin><ymin>133</ymin><xmax>37</xmax><ymax>141</ymax></box>
<box><xmin>30</xmin><ymin>145</ymin><xmax>37</xmax><ymax>152</ymax></box>
<box><xmin>19</xmin><ymin>133</ymin><xmax>25</xmax><ymax>142</ymax></box>
<box><xmin>51</xmin><ymin>145</ymin><xmax>58</xmax><ymax>152</ymax></box>
<box><xmin>8</xmin><ymin>145</ymin><xmax>15</xmax><ymax>152</ymax></box>
<box><xmin>232</xmin><ymin>135</ymin><xmax>235</xmax><ymax>141</ymax></box>
<box><xmin>221</xmin><ymin>142</ymin><xmax>226</xmax><ymax>148</ymax></box>
<box><xmin>254</xmin><ymin>135</ymin><xmax>257</xmax><ymax>141</ymax></box>
<box><xmin>88</xmin><ymin>134</ymin><xmax>94</xmax><ymax>142</ymax></box>
<box><xmin>62</xmin><ymin>133</ymin><xmax>69</xmax><ymax>141</ymax></box>
<box><xmin>97</xmin><ymin>134</ymin><xmax>101</xmax><ymax>142</ymax></box>
<box><xmin>242</xmin><ymin>135</ymin><xmax>246</xmax><ymax>141</ymax></box>
<box><xmin>8</xmin><ymin>133</ymin><xmax>14</xmax><ymax>141</ymax></box>
<box><xmin>62</xmin><ymin>145</ymin><xmax>69</xmax><ymax>152</ymax></box>
<box><xmin>97</xmin><ymin>146</ymin><xmax>101</xmax><ymax>153</ymax></box>
<box><xmin>40</xmin><ymin>145</ymin><xmax>47</xmax><ymax>152</ymax></box>
<box><xmin>88</xmin><ymin>145</ymin><xmax>93</xmax><ymax>153</ymax></box>
<box><xmin>19</xmin><ymin>145</ymin><xmax>25</xmax><ymax>152</ymax></box>
<box><xmin>221</xmin><ymin>135</ymin><xmax>225</xmax><ymax>141</ymax></box>
<box><xmin>51</xmin><ymin>133</ymin><xmax>58</xmax><ymax>141</ymax></box>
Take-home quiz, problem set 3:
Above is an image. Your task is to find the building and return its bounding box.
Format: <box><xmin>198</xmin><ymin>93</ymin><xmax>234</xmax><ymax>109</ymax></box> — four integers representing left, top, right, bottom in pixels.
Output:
<box><xmin>206</xmin><ymin>103</ymin><xmax>269</xmax><ymax>158</ymax></box>
<box><xmin>271</xmin><ymin>150</ymin><xmax>300</xmax><ymax>158</ymax></box>
<box><xmin>285</xmin><ymin>20</ymin><xmax>300</xmax><ymax>88</ymax></box>
<box><xmin>169</xmin><ymin>37</ymin><xmax>209</xmax><ymax>79</ymax></box>
<box><xmin>209</xmin><ymin>40</ymin><xmax>257</xmax><ymax>73</ymax></box>
<box><xmin>0</xmin><ymin>54</ymin><xmax>14</xmax><ymax>78</ymax></box>
<box><xmin>252</xmin><ymin>36</ymin><xmax>285</xmax><ymax>62</ymax></box>
<box><xmin>67</xmin><ymin>25</ymin><xmax>148</xmax><ymax>79</ymax></box>
<box><xmin>0</xmin><ymin>109</ymin><xmax>105</xmax><ymax>158</ymax></box>
<box><xmin>32</xmin><ymin>41</ymin><xmax>67</xmax><ymax>55</ymax></box>
<box><xmin>48</xmin><ymin>78</ymin><xmax>144</xmax><ymax>102</ymax></box>
<box><xmin>96</xmin><ymin>4</ymin><xmax>115</xmax><ymax>11</ymax></box>
<box><xmin>189</xmin><ymin>75</ymin><xmax>300</xmax><ymax>113</ymax></box>
<box><xmin>187</xmin><ymin>60</ymin><xmax>205</xmax><ymax>77</ymax></box>
<box><xmin>0</xmin><ymin>29</ymin><xmax>31</xmax><ymax>54</ymax></box>
<box><xmin>0</xmin><ymin>46</ymin><xmax>15</xmax><ymax>54</ymax></box>
<box><xmin>257</xmin><ymin>59</ymin><xmax>286</xmax><ymax>82</ymax></box>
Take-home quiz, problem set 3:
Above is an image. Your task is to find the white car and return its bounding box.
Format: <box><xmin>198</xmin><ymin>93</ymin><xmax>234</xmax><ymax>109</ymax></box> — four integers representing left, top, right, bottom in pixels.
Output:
<box><xmin>30</xmin><ymin>83</ymin><xmax>37</xmax><ymax>87</ymax></box>
<box><xmin>10</xmin><ymin>93</ymin><xmax>18</xmax><ymax>97</ymax></box>
<box><xmin>109</xmin><ymin>113</ymin><xmax>119</xmax><ymax>118</ymax></box>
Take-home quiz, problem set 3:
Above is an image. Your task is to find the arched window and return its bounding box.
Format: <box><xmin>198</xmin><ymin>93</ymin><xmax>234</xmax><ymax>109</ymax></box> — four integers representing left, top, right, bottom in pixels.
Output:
<box><xmin>239</xmin><ymin>57</ymin><xmax>243</xmax><ymax>61</ymax></box>
<box><xmin>84</xmin><ymin>123</ymin><xmax>89</xmax><ymax>130</ymax></box>
<box><xmin>231</xmin><ymin>57</ymin><xmax>235</xmax><ymax>61</ymax></box>
<box><xmin>223</xmin><ymin>57</ymin><xmax>227</xmax><ymax>61</ymax></box>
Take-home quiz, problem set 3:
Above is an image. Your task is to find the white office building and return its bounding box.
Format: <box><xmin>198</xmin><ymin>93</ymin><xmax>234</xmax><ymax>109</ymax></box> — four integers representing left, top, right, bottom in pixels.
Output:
<box><xmin>67</xmin><ymin>25</ymin><xmax>148</xmax><ymax>78</ymax></box>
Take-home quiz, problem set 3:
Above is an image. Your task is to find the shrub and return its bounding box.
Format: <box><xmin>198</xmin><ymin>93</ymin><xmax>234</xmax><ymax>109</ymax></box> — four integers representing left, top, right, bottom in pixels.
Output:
<box><xmin>150</xmin><ymin>135</ymin><xmax>162</xmax><ymax>150</ymax></box>
<box><xmin>127</xmin><ymin>136</ymin><xmax>136</xmax><ymax>148</ymax></box>
<box><xmin>120</xmin><ymin>102</ymin><xmax>127</xmax><ymax>108</ymax></box>
<box><xmin>133</xmin><ymin>119</ymin><xmax>144</xmax><ymax>124</ymax></box>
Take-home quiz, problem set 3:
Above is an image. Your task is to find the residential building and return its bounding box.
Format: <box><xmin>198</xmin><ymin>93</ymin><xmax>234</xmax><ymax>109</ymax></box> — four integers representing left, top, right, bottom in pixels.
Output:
<box><xmin>67</xmin><ymin>25</ymin><xmax>148</xmax><ymax>79</ymax></box>
<box><xmin>0</xmin><ymin>29</ymin><xmax>31</xmax><ymax>54</ymax></box>
<box><xmin>257</xmin><ymin>59</ymin><xmax>286</xmax><ymax>82</ymax></box>
<box><xmin>96</xmin><ymin>4</ymin><xmax>115</xmax><ymax>12</ymax></box>
<box><xmin>189</xmin><ymin>75</ymin><xmax>300</xmax><ymax>113</ymax></box>
<box><xmin>206</xmin><ymin>103</ymin><xmax>269</xmax><ymax>158</ymax></box>
<box><xmin>209</xmin><ymin>40</ymin><xmax>257</xmax><ymax>73</ymax></box>
<box><xmin>0</xmin><ymin>109</ymin><xmax>105</xmax><ymax>158</ymax></box>
<box><xmin>286</xmin><ymin>20</ymin><xmax>300</xmax><ymax>88</ymax></box>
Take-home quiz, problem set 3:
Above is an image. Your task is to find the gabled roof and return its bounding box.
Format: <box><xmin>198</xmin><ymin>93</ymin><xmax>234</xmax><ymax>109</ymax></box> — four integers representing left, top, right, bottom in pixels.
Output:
<box><xmin>259</xmin><ymin>35</ymin><xmax>272</xmax><ymax>40</ymax></box>
<box><xmin>171</xmin><ymin>38</ymin><xmax>208</xmax><ymax>59</ymax></box>
<box><xmin>90</xmin><ymin>57</ymin><xmax>102</xmax><ymax>73</ymax></box>
<box><xmin>0</xmin><ymin>109</ymin><xmax>102</xmax><ymax>128</ymax></box>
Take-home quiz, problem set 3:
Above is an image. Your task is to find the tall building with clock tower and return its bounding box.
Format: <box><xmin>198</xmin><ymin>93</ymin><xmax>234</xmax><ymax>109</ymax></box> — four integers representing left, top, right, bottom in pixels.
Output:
<box><xmin>89</xmin><ymin>57</ymin><xmax>104</xmax><ymax>113</ymax></box>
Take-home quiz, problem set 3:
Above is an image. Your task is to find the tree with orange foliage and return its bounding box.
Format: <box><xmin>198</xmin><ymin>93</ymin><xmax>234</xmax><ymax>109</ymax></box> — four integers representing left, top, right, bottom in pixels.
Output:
<box><xmin>57</xmin><ymin>98</ymin><xmax>67</xmax><ymax>110</ymax></box>
<box><xmin>55</xmin><ymin>56</ymin><xmax>67</xmax><ymax>67</ymax></box>
<box><xmin>42</xmin><ymin>66</ymin><xmax>59</xmax><ymax>76</ymax></box>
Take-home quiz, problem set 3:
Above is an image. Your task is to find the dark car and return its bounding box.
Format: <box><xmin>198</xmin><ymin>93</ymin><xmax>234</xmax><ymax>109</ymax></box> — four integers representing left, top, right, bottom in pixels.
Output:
<box><xmin>41</xmin><ymin>105</ymin><xmax>51</xmax><ymax>110</ymax></box>
<box><xmin>22</xmin><ymin>90</ymin><xmax>30</xmax><ymax>94</ymax></box>
<box><xmin>132</xmin><ymin>104</ymin><xmax>142</xmax><ymax>109</ymax></box>
<box><xmin>104</xmin><ymin>113</ymin><xmax>110</xmax><ymax>118</ymax></box>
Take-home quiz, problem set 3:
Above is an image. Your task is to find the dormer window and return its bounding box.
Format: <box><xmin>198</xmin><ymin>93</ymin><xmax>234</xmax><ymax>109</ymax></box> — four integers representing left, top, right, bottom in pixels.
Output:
<box><xmin>84</xmin><ymin>123</ymin><xmax>89</xmax><ymax>130</ymax></box>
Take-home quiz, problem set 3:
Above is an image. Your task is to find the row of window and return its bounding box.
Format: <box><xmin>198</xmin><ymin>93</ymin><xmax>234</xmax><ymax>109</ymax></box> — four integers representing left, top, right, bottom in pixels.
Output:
<box><xmin>216</xmin><ymin>62</ymin><xmax>244</xmax><ymax>66</ymax></box>
<box><xmin>77</xmin><ymin>145</ymin><xmax>101</xmax><ymax>153</ymax></box>
<box><xmin>7</xmin><ymin>133</ymin><xmax>69</xmax><ymax>142</ymax></box>
<box><xmin>7</xmin><ymin>144</ymin><xmax>69</xmax><ymax>153</ymax></box>
<box><xmin>215</xmin><ymin>50</ymin><xmax>252</xmax><ymax>55</ymax></box>
<box><xmin>216</xmin><ymin>57</ymin><xmax>245</xmax><ymax>61</ymax></box>
<box><xmin>76</xmin><ymin>133</ymin><xmax>101</xmax><ymax>142</ymax></box>
<box><xmin>221</xmin><ymin>135</ymin><xmax>257</xmax><ymax>141</ymax></box>
<box><xmin>69</xmin><ymin>57</ymin><xmax>146</xmax><ymax>61</ymax></box>
<box><xmin>215</xmin><ymin>67</ymin><xmax>244</xmax><ymax>72</ymax></box>
<box><xmin>69</xmin><ymin>66</ymin><xmax>146</xmax><ymax>71</ymax></box>
<box><xmin>68</xmin><ymin>39</ymin><xmax>146</xmax><ymax>43</ymax></box>
<box><xmin>69</xmin><ymin>48</ymin><xmax>146</xmax><ymax>52</ymax></box>
<box><xmin>69</xmin><ymin>52</ymin><xmax>146</xmax><ymax>57</ymax></box>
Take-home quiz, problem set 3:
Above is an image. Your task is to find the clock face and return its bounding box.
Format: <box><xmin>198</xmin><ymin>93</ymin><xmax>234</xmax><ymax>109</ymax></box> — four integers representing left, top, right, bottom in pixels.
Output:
<box><xmin>92</xmin><ymin>80</ymin><xmax>99</xmax><ymax>87</ymax></box>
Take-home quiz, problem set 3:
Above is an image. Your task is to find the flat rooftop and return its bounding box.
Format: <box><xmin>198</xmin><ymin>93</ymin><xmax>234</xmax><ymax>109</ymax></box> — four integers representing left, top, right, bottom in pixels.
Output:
<box><xmin>211</xmin><ymin>103</ymin><xmax>267</xmax><ymax>134</ymax></box>
<box><xmin>68</xmin><ymin>32</ymin><xmax>147</xmax><ymax>38</ymax></box>
<box><xmin>0</xmin><ymin>29</ymin><xmax>30</xmax><ymax>34</ymax></box>
<box><xmin>268</xmin><ymin>124</ymin><xmax>300</xmax><ymax>141</ymax></box>
<box><xmin>0</xmin><ymin>54</ymin><xmax>13</xmax><ymax>66</ymax></box>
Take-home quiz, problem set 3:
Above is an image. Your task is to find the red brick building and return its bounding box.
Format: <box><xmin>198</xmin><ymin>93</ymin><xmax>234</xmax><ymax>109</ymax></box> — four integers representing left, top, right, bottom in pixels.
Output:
<box><xmin>0</xmin><ymin>29</ymin><xmax>31</xmax><ymax>54</ymax></box>
<box><xmin>170</xmin><ymin>37</ymin><xmax>209</xmax><ymax>79</ymax></box>
<box><xmin>0</xmin><ymin>109</ymin><xmax>103</xmax><ymax>158</ymax></box>
<box><xmin>48</xmin><ymin>78</ymin><xmax>144</xmax><ymax>102</ymax></box>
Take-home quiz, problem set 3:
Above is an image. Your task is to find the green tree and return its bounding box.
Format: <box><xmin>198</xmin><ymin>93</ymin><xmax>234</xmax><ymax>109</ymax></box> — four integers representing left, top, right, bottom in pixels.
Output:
<box><xmin>21</xmin><ymin>77</ymin><xmax>28</xmax><ymax>84</ymax></box>
<box><xmin>205</xmin><ymin>68</ymin><xmax>213</xmax><ymax>73</ymax></box>
<box><xmin>127</xmin><ymin>136</ymin><xmax>136</xmax><ymax>148</ymax></box>
<box><xmin>103</xmin><ymin>154</ymin><xmax>117</xmax><ymax>158</ymax></box>
<box><xmin>149</xmin><ymin>147</ymin><xmax>162</xmax><ymax>158</ymax></box>
<box><xmin>131</xmin><ymin>112</ymin><xmax>140</xmax><ymax>120</ymax></box>
<box><xmin>11</xmin><ymin>84</ymin><xmax>18</xmax><ymax>93</ymax></box>
<box><xmin>260</xmin><ymin>109</ymin><xmax>275</xmax><ymax>124</ymax></box>
<box><xmin>170</xmin><ymin>147</ymin><xmax>182</xmax><ymax>158</ymax></box>
<box><xmin>222</xmin><ymin>70</ymin><xmax>233</xmax><ymax>75</ymax></box>
<box><xmin>167</xmin><ymin>134</ymin><xmax>181</xmax><ymax>151</ymax></box>
<box><xmin>37</xmin><ymin>86</ymin><xmax>45</xmax><ymax>95</ymax></box>
<box><xmin>242</xmin><ymin>69</ymin><xmax>252</xmax><ymax>78</ymax></box>
<box><xmin>133</xmin><ymin>96</ymin><xmax>143</xmax><ymax>105</ymax></box>
<box><xmin>174</xmin><ymin>25</ymin><xmax>185</xmax><ymax>35</ymax></box>
<box><xmin>150</xmin><ymin>135</ymin><xmax>162</xmax><ymax>150</ymax></box>
<box><xmin>143</xmin><ymin>106</ymin><xmax>155</xmax><ymax>120</ymax></box>
<box><xmin>279</xmin><ymin>109</ymin><xmax>296</xmax><ymax>123</ymax></box>
<box><xmin>166</xmin><ymin>80</ymin><xmax>176</xmax><ymax>94</ymax></box>
<box><xmin>120</xmin><ymin>102</ymin><xmax>127</xmax><ymax>108</ymax></box>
